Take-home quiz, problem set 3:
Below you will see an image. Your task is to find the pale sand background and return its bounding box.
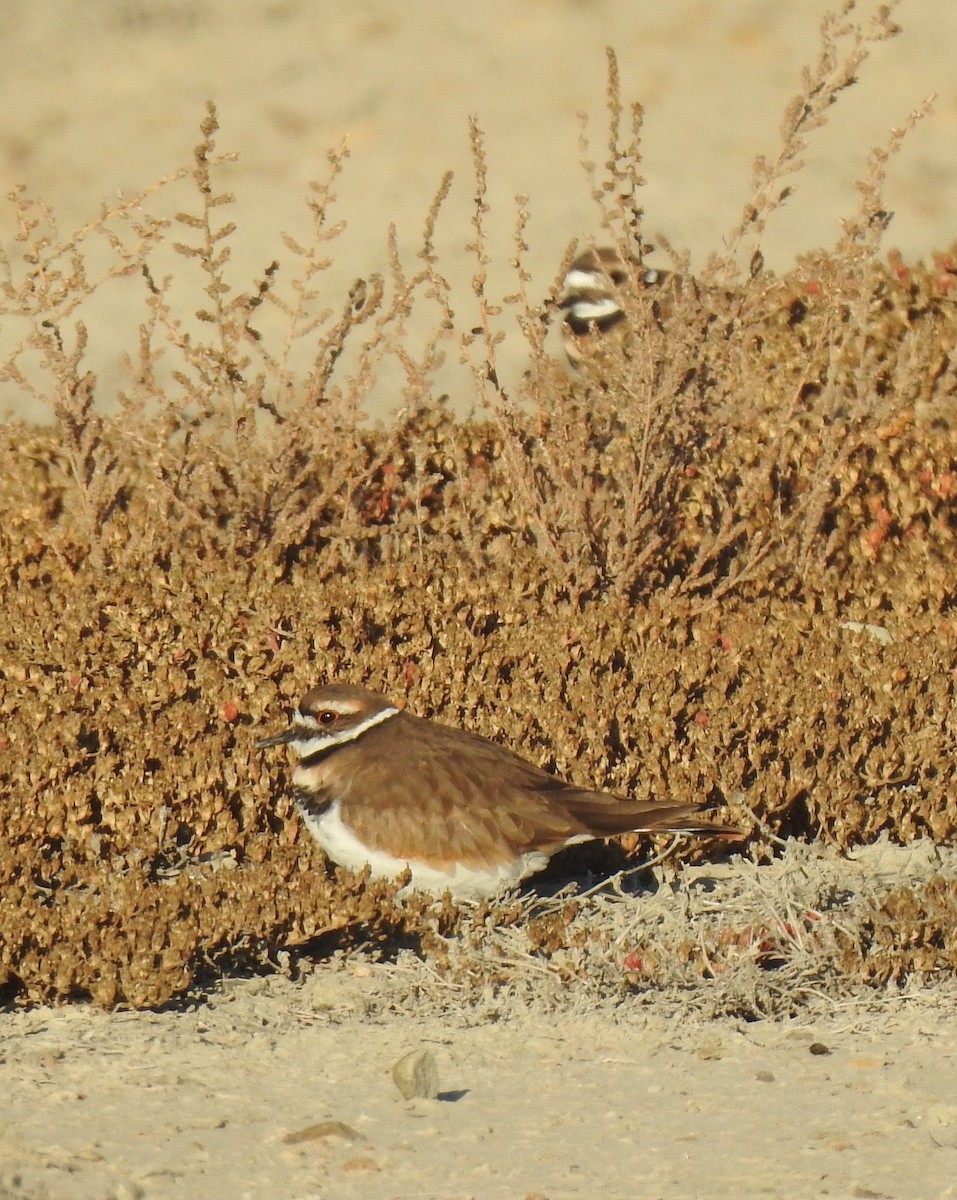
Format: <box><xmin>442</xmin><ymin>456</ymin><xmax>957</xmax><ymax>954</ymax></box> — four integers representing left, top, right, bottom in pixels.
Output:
<box><xmin>4</xmin><ymin>5</ymin><xmax>957</xmax><ymax>1198</ymax></box>
<box><xmin>4</xmin><ymin>972</ymin><xmax>957</xmax><ymax>1200</ymax></box>
<box><xmin>2</xmin><ymin>0</ymin><xmax>957</xmax><ymax>420</ymax></box>
<box><xmin>4</xmin><ymin>839</ymin><xmax>957</xmax><ymax>1200</ymax></box>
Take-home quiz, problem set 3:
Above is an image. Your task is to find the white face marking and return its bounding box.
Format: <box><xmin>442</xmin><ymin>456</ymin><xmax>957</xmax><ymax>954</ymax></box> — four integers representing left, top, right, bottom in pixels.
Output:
<box><xmin>563</xmin><ymin>267</ymin><xmax>611</xmax><ymax>293</ymax></box>
<box><xmin>299</xmin><ymin>798</ymin><xmax>551</xmax><ymax>899</ymax></box>
<box><xmin>290</xmin><ymin>705</ymin><xmax>399</xmax><ymax>759</ymax></box>
<box><xmin>563</xmin><ymin>297</ymin><xmax>622</xmax><ymax>322</ymax></box>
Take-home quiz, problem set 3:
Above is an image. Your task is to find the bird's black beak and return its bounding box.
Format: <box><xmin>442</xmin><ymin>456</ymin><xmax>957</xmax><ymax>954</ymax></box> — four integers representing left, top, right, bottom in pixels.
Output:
<box><xmin>256</xmin><ymin>726</ymin><xmax>299</xmax><ymax>750</ymax></box>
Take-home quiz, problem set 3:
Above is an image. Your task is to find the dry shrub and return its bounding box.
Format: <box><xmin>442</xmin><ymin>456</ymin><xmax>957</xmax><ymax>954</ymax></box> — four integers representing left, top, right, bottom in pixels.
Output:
<box><xmin>405</xmin><ymin>839</ymin><xmax>957</xmax><ymax>1022</ymax></box>
<box><xmin>851</xmin><ymin>877</ymin><xmax>957</xmax><ymax>986</ymax></box>
<box><xmin>1</xmin><ymin>5</ymin><xmax>956</xmax><ymax>1008</ymax></box>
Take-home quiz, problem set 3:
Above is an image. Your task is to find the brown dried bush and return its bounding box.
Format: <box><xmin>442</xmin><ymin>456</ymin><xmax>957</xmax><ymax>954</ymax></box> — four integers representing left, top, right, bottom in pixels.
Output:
<box><xmin>1</xmin><ymin>5</ymin><xmax>955</xmax><ymax>1008</ymax></box>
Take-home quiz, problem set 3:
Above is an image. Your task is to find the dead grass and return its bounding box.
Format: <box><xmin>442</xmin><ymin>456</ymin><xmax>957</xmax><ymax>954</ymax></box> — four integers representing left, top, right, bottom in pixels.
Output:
<box><xmin>1</xmin><ymin>2</ymin><xmax>956</xmax><ymax>1009</ymax></box>
<box><xmin>350</xmin><ymin>837</ymin><xmax>957</xmax><ymax>1023</ymax></box>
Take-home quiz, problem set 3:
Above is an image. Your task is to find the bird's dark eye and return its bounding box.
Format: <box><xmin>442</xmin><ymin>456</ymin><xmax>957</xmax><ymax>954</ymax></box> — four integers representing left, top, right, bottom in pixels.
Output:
<box><xmin>317</xmin><ymin>710</ymin><xmax>339</xmax><ymax>726</ymax></box>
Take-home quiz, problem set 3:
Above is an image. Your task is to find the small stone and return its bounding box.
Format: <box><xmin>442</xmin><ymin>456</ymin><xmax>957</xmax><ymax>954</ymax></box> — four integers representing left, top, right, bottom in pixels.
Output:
<box><xmin>809</xmin><ymin>1042</ymin><xmax>831</xmax><ymax>1056</ymax></box>
<box><xmin>391</xmin><ymin>1048</ymin><xmax>440</xmax><ymax>1100</ymax></box>
<box><xmin>112</xmin><ymin>1185</ymin><xmax>145</xmax><ymax>1200</ymax></box>
<box><xmin>283</xmin><ymin>1120</ymin><xmax>362</xmax><ymax>1145</ymax></box>
<box><xmin>341</xmin><ymin>1157</ymin><xmax>380</xmax><ymax>1173</ymax></box>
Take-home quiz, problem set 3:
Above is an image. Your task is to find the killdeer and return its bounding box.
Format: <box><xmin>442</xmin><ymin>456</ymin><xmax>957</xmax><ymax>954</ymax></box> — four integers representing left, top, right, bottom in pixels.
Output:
<box><xmin>258</xmin><ymin>683</ymin><xmax>737</xmax><ymax>899</ymax></box>
<box><xmin>559</xmin><ymin>245</ymin><xmax>674</xmax><ymax>370</ymax></box>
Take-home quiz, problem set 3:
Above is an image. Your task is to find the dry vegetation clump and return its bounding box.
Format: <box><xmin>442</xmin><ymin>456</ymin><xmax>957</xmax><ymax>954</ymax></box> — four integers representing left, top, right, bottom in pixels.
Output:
<box><xmin>1</xmin><ymin>5</ymin><xmax>956</xmax><ymax>1008</ymax></box>
<box><xmin>394</xmin><ymin>838</ymin><xmax>957</xmax><ymax>1022</ymax></box>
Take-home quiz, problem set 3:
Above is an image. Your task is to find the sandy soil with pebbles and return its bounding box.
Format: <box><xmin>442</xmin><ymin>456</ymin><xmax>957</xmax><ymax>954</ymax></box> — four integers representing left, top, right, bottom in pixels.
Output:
<box><xmin>4</xmin><ymin>4</ymin><xmax>957</xmax><ymax>1198</ymax></box>
<box><xmin>4</xmin><ymin>842</ymin><xmax>957</xmax><ymax>1200</ymax></box>
<box><xmin>3</xmin><ymin>936</ymin><xmax>957</xmax><ymax>1200</ymax></box>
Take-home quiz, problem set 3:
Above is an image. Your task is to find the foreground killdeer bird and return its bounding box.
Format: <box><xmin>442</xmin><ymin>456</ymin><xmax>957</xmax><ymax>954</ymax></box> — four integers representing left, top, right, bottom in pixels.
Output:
<box><xmin>559</xmin><ymin>245</ymin><xmax>674</xmax><ymax>370</ymax></box>
<box><xmin>258</xmin><ymin>683</ymin><xmax>737</xmax><ymax>898</ymax></box>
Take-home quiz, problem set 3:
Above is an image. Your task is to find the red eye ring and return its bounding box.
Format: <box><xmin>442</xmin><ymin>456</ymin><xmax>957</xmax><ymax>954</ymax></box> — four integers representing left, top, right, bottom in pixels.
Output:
<box><xmin>317</xmin><ymin>710</ymin><xmax>339</xmax><ymax>725</ymax></box>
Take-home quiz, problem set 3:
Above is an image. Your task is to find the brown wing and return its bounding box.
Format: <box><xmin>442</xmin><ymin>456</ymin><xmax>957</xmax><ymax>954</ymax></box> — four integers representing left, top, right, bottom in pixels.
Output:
<box><xmin>335</xmin><ymin>713</ymin><xmax>719</xmax><ymax>870</ymax></box>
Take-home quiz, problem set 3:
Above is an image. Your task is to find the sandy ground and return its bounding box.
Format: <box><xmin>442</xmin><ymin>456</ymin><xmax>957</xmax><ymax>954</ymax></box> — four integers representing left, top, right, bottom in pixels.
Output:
<box><xmin>2</xmin><ymin>0</ymin><xmax>957</xmax><ymax>420</ymax></box>
<box><xmin>5</xmin><ymin>840</ymin><xmax>957</xmax><ymax>1200</ymax></box>
<box><xmin>4</xmin><ymin>955</ymin><xmax>957</xmax><ymax>1200</ymax></box>
<box><xmin>4</xmin><ymin>5</ymin><xmax>957</xmax><ymax>1198</ymax></box>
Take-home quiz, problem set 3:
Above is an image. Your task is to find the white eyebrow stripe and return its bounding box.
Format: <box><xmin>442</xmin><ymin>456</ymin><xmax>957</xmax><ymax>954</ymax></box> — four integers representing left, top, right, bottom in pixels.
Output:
<box><xmin>297</xmin><ymin>702</ymin><xmax>361</xmax><ymax>720</ymax></box>
<box><xmin>563</xmin><ymin>268</ymin><xmax>611</xmax><ymax>292</ymax></box>
<box><xmin>294</xmin><ymin>705</ymin><xmax>400</xmax><ymax>756</ymax></box>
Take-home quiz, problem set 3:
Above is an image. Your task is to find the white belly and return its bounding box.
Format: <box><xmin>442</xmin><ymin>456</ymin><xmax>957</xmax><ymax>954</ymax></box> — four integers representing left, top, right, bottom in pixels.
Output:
<box><xmin>298</xmin><ymin>798</ymin><xmax>549</xmax><ymax>899</ymax></box>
